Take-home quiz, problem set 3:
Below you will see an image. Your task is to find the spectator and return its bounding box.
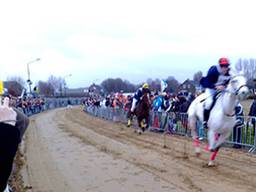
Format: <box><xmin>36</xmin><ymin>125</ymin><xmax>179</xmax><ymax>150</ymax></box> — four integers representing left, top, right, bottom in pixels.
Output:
<box><xmin>124</xmin><ymin>95</ymin><xmax>132</xmax><ymax>111</ymax></box>
<box><xmin>0</xmin><ymin>97</ymin><xmax>29</xmax><ymax>192</ymax></box>
<box><xmin>233</xmin><ymin>103</ymin><xmax>244</xmax><ymax>148</ymax></box>
<box><xmin>248</xmin><ymin>96</ymin><xmax>256</xmax><ymax>129</ymax></box>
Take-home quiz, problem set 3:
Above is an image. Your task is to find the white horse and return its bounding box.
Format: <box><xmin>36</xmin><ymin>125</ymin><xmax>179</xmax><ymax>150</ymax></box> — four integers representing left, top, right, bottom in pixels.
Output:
<box><xmin>188</xmin><ymin>73</ymin><xmax>249</xmax><ymax>166</ymax></box>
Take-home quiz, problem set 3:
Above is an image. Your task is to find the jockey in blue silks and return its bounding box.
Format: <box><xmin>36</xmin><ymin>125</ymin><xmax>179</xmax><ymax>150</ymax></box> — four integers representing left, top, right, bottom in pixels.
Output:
<box><xmin>200</xmin><ymin>57</ymin><xmax>231</xmax><ymax>129</ymax></box>
<box><xmin>131</xmin><ymin>83</ymin><xmax>151</xmax><ymax>113</ymax></box>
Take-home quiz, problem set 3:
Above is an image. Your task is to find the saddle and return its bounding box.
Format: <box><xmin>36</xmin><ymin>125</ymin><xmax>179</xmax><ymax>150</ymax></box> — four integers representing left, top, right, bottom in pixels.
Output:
<box><xmin>200</xmin><ymin>91</ymin><xmax>222</xmax><ymax>111</ymax></box>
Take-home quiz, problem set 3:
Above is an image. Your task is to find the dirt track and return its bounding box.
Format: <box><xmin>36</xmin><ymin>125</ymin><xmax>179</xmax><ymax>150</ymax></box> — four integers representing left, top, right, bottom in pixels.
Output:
<box><xmin>21</xmin><ymin>107</ymin><xmax>256</xmax><ymax>192</ymax></box>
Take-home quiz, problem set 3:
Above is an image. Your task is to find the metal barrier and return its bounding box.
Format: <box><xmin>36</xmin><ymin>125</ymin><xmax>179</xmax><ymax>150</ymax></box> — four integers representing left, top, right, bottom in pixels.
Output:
<box><xmin>84</xmin><ymin>106</ymin><xmax>256</xmax><ymax>153</ymax></box>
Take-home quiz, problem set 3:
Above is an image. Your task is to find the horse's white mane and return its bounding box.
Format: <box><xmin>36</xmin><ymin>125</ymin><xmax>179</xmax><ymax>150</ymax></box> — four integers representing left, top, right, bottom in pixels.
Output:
<box><xmin>229</xmin><ymin>69</ymin><xmax>245</xmax><ymax>77</ymax></box>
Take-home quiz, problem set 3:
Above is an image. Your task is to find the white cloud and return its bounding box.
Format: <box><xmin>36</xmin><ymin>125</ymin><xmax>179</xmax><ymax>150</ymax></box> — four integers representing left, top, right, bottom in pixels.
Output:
<box><xmin>0</xmin><ymin>0</ymin><xmax>256</xmax><ymax>87</ymax></box>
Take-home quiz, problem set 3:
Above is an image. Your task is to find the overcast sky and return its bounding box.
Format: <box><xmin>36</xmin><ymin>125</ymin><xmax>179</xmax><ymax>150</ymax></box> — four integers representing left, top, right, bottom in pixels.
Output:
<box><xmin>0</xmin><ymin>0</ymin><xmax>255</xmax><ymax>88</ymax></box>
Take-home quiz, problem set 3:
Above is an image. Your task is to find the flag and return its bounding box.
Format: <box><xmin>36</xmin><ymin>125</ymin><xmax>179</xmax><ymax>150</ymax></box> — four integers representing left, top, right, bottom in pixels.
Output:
<box><xmin>161</xmin><ymin>80</ymin><xmax>168</xmax><ymax>93</ymax></box>
<box><xmin>0</xmin><ymin>80</ymin><xmax>3</xmax><ymax>95</ymax></box>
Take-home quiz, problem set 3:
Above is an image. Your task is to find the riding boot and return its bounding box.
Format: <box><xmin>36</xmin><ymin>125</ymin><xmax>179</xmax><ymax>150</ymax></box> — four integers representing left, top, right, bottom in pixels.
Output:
<box><xmin>203</xmin><ymin>109</ymin><xmax>210</xmax><ymax>129</ymax></box>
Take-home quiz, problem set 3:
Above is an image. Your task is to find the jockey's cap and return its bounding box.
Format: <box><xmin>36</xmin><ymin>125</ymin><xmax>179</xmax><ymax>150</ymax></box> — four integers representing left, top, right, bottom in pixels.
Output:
<box><xmin>142</xmin><ymin>83</ymin><xmax>149</xmax><ymax>89</ymax></box>
<box><xmin>218</xmin><ymin>57</ymin><xmax>230</xmax><ymax>66</ymax></box>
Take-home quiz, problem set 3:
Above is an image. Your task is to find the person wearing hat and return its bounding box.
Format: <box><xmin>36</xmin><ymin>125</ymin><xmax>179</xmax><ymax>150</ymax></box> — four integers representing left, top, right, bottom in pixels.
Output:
<box><xmin>130</xmin><ymin>83</ymin><xmax>151</xmax><ymax>113</ymax></box>
<box><xmin>200</xmin><ymin>57</ymin><xmax>231</xmax><ymax>129</ymax></box>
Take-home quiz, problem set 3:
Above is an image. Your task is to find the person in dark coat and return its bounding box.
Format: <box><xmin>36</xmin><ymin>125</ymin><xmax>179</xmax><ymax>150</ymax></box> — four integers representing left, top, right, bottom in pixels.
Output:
<box><xmin>248</xmin><ymin>97</ymin><xmax>256</xmax><ymax>125</ymax></box>
<box><xmin>0</xmin><ymin>97</ymin><xmax>29</xmax><ymax>192</ymax></box>
<box><xmin>248</xmin><ymin>96</ymin><xmax>256</xmax><ymax>142</ymax></box>
<box><xmin>233</xmin><ymin>103</ymin><xmax>244</xmax><ymax>148</ymax></box>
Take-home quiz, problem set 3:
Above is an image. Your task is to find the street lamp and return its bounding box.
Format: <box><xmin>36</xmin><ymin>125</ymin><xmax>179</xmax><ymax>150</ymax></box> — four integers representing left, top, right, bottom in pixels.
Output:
<box><xmin>27</xmin><ymin>58</ymin><xmax>40</xmax><ymax>94</ymax></box>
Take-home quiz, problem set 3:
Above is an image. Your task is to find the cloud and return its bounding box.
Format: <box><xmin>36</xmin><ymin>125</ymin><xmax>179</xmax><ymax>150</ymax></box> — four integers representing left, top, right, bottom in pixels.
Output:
<box><xmin>0</xmin><ymin>0</ymin><xmax>255</xmax><ymax>88</ymax></box>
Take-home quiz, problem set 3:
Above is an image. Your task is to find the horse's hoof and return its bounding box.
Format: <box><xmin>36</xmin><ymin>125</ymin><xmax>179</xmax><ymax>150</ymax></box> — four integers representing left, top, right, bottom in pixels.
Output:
<box><xmin>207</xmin><ymin>160</ymin><xmax>215</xmax><ymax>167</ymax></box>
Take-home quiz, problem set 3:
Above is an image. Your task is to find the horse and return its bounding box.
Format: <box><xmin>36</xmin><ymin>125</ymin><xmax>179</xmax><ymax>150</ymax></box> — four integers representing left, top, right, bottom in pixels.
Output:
<box><xmin>188</xmin><ymin>74</ymin><xmax>249</xmax><ymax>166</ymax></box>
<box><xmin>127</xmin><ymin>93</ymin><xmax>151</xmax><ymax>134</ymax></box>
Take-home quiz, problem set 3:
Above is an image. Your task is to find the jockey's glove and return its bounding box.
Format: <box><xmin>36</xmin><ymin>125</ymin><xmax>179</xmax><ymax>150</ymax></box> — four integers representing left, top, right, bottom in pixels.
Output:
<box><xmin>0</xmin><ymin>97</ymin><xmax>17</xmax><ymax>126</ymax></box>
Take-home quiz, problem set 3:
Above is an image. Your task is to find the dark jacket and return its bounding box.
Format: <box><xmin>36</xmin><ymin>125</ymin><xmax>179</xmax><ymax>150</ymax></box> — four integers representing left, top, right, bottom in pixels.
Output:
<box><xmin>134</xmin><ymin>88</ymin><xmax>151</xmax><ymax>101</ymax></box>
<box><xmin>235</xmin><ymin>104</ymin><xmax>244</xmax><ymax>127</ymax></box>
<box><xmin>200</xmin><ymin>65</ymin><xmax>230</xmax><ymax>89</ymax></box>
<box><xmin>248</xmin><ymin>100</ymin><xmax>256</xmax><ymax>116</ymax></box>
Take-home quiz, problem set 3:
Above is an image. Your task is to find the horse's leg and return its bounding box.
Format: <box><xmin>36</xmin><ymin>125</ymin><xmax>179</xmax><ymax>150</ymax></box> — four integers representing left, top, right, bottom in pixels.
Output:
<box><xmin>127</xmin><ymin>111</ymin><xmax>133</xmax><ymax>127</ymax></box>
<box><xmin>137</xmin><ymin>117</ymin><xmax>142</xmax><ymax>134</ymax></box>
<box><xmin>145</xmin><ymin>114</ymin><xmax>149</xmax><ymax>129</ymax></box>
<box><xmin>208</xmin><ymin>147</ymin><xmax>220</xmax><ymax>166</ymax></box>
<box><xmin>213</xmin><ymin>130</ymin><xmax>230</xmax><ymax>151</ymax></box>
<box><xmin>140</xmin><ymin>116</ymin><xmax>147</xmax><ymax>132</ymax></box>
<box><xmin>142</xmin><ymin>114</ymin><xmax>150</xmax><ymax>132</ymax></box>
<box><xmin>189</xmin><ymin>116</ymin><xmax>200</xmax><ymax>156</ymax></box>
<box><xmin>208</xmin><ymin>132</ymin><xmax>228</xmax><ymax>166</ymax></box>
<box><xmin>207</xmin><ymin>128</ymin><xmax>216</xmax><ymax>152</ymax></box>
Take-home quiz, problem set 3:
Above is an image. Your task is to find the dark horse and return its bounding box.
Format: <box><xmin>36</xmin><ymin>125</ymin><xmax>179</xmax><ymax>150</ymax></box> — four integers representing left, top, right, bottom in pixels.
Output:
<box><xmin>127</xmin><ymin>93</ymin><xmax>151</xmax><ymax>134</ymax></box>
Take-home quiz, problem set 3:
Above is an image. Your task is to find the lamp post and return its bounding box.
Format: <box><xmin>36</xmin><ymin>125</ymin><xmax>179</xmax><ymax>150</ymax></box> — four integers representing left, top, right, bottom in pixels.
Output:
<box><xmin>27</xmin><ymin>58</ymin><xmax>40</xmax><ymax>95</ymax></box>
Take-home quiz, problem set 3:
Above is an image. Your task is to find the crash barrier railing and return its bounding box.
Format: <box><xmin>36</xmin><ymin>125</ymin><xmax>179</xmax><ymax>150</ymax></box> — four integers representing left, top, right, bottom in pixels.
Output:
<box><xmin>84</xmin><ymin>106</ymin><xmax>256</xmax><ymax>153</ymax></box>
<box><xmin>17</xmin><ymin>98</ymin><xmax>82</xmax><ymax>116</ymax></box>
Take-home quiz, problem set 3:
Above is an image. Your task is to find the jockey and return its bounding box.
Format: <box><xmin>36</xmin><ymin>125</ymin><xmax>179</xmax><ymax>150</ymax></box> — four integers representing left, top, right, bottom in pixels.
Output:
<box><xmin>200</xmin><ymin>57</ymin><xmax>231</xmax><ymax>129</ymax></box>
<box><xmin>130</xmin><ymin>83</ymin><xmax>151</xmax><ymax>112</ymax></box>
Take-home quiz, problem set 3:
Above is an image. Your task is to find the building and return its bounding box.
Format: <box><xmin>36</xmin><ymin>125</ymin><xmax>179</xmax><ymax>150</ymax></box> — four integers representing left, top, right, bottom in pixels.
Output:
<box><xmin>88</xmin><ymin>83</ymin><xmax>103</xmax><ymax>96</ymax></box>
<box><xmin>178</xmin><ymin>79</ymin><xmax>198</xmax><ymax>94</ymax></box>
<box><xmin>64</xmin><ymin>87</ymin><xmax>89</xmax><ymax>97</ymax></box>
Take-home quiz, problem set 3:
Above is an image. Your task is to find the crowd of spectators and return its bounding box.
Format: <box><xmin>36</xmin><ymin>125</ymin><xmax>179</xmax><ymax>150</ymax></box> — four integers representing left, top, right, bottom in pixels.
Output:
<box><xmin>83</xmin><ymin>91</ymin><xmax>195</xmax><ymax>114</ymax></box>
<box><xmin>15</xmin><ymin>97</ymin><xmax>45</xmax><ymax>116</ymax></box>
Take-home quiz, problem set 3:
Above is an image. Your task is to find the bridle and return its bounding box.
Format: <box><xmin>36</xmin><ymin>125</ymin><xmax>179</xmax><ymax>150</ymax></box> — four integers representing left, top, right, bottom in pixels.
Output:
<box><xmin>227</xmin><ymin>75</ymin><xmax>247</xmax><ymax>96</ymax></box>
<box><xmin>222</xmin><ymin>75</ymin><xmax>247</xmax><ymax>117</ymax></box>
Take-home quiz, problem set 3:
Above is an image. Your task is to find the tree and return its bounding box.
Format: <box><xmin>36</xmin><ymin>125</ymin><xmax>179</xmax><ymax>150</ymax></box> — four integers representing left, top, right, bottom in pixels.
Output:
<box><xmin>235</xmin><ymin>58</ymin><xmax>256</xmax><ymax>80</ymax></box>
<box><xmin>124</xmin><ymin>80</ymin><xmax>136</xmax><ymax>92</ymax></box>
<box><xmin>7</xmin><ymin>76</ymin><xmax>26</xmax><ymax>87</ymax></box>
<box><xmin>166</xmin><ymin>76</ymin><xmax>180</xmax><ymax>93</ymax></box>
<box><xmin>4</xmin><ymin>81</ymin><xmax>23</xmax><ymax>97</ymax></box>
<box><xmin>101</xmin><ymin>78</ymin><xmax>136</xmax><ymax>93</ymax></box>
<box><xmin>193</xmin><ymin>71</ymin><xmax>203</xmax><ymax>85</ymax></box>
<box><xmin>47</xmin><ymin>75</ymin><xmax>66</xmax><ymax>96</ymax></box>
<box><xmin>145</xmin><ymin>78</ymin><xmax>161</xmax><ymax>92</ymax></box>
<box><xmin>38</xmin><ymin>81</ymin><xmax>54</xmax><ymax>96</ymax></box>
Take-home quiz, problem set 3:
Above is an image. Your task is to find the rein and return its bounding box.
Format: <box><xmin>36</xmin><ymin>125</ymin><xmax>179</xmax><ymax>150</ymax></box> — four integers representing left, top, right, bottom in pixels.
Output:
<box><xmin>221</xmin><ymin>76</ymin><xmax>247</xmax><ymax>117</ymax></box>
